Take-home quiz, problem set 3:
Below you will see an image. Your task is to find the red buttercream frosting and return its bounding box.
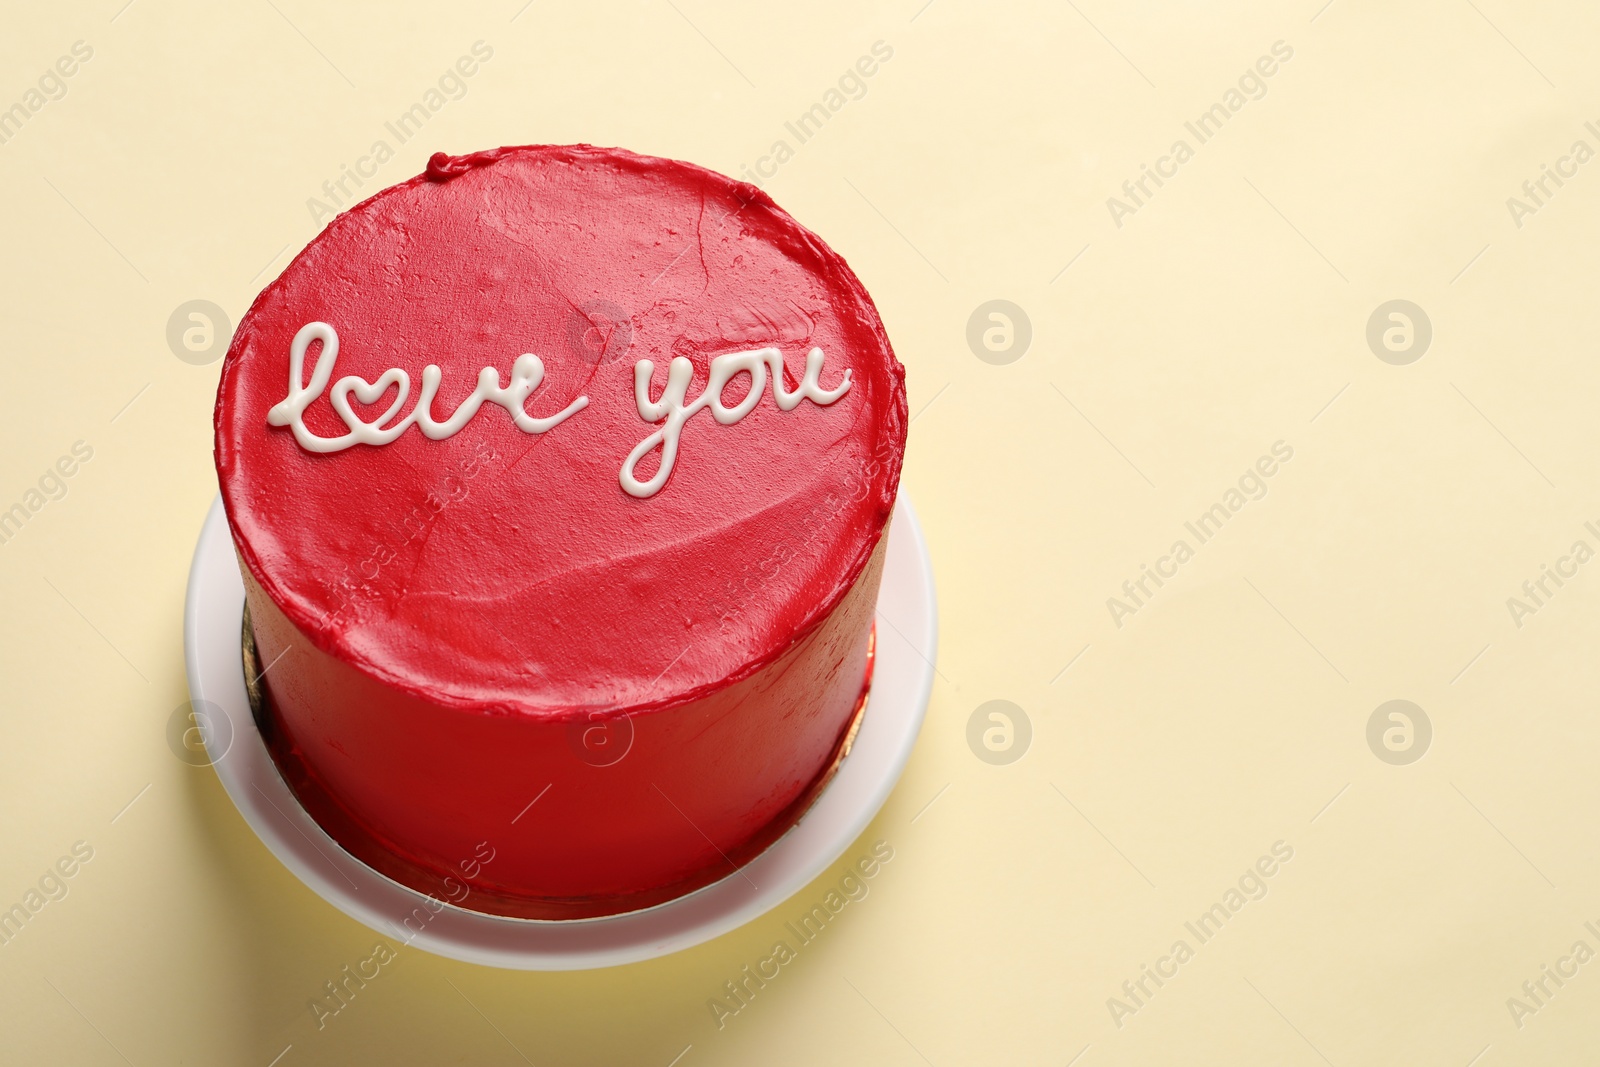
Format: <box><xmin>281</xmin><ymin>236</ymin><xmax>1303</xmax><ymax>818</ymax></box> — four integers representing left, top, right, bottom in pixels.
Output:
<box><xmin>213</xmin><ymin>144</ymin><xmax>907</xmax><ymax>917</ymax></box>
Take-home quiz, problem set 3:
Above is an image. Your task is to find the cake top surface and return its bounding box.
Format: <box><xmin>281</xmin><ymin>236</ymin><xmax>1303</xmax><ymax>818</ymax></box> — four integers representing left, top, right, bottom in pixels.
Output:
<box><xmin>215</xmin><ymin>144</ymin><xmax>906</xmax><ymax>718</ymax></box>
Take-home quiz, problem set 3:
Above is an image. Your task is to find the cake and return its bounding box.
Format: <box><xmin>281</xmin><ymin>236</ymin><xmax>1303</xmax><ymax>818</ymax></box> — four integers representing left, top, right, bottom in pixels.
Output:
<box><xmin>213</xmin><ymin>145</ymin><xmax>907</xmax><ymax>919</ymax></box>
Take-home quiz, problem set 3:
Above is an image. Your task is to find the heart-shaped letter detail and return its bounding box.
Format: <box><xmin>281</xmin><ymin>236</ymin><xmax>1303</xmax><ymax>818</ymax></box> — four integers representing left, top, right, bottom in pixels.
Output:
<box><xmin>331</xmin><ymin>369</ymin><xmax>411</xmax><ymax>444</ymax></box>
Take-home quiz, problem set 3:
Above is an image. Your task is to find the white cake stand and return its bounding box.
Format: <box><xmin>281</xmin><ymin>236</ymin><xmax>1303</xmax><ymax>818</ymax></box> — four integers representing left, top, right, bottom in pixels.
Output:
<box><xmin>182</xmin><ymin>493</ymin><xmax>936</xmax><ymax>970</ymax></box>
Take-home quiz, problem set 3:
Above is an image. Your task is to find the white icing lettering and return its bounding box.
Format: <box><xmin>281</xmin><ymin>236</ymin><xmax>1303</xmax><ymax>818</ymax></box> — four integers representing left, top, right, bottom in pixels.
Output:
<box><xmin>267</xmin><ymin>324</ymin><xmax>849</xmax><ymax>500</ymax></box>
<box><xmin>621</xmin><ymin>347</ymin><xmax>850</xmax><ymax>498</ymax></box>
<box><xmin>267</xmin><ymin>322</ymin><xmax>588</xmax><ymax>453</ymax></box>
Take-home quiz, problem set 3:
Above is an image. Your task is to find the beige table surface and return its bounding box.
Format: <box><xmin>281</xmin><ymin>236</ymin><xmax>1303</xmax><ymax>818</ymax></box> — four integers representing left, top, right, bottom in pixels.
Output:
<box><xmin>3</xmin><ymin>0</ymin><xmax>1598</xmax><ymax>1063</ymax></box>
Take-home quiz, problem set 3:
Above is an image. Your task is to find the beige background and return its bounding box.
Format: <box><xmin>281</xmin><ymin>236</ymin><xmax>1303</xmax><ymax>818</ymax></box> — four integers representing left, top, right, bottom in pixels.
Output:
<box><xmin>2</xmin><ymin>0</ymin><xmax>1597</xmax><ymax>1062</ymax></box>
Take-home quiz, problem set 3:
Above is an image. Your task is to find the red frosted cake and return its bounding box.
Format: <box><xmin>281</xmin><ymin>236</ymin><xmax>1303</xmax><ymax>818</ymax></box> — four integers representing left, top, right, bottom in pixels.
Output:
<box><xmin>213</xmin><ymin>145</ymin><xmax>907</xmax><ymax>919</ymax></box>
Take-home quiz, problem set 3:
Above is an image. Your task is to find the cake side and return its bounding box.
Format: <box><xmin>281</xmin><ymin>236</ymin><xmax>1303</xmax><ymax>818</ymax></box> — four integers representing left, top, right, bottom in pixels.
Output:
<box><xmin>243</xmin><ymin>536</ymin><xmax>887</xmax><ymax>917</ymax></box>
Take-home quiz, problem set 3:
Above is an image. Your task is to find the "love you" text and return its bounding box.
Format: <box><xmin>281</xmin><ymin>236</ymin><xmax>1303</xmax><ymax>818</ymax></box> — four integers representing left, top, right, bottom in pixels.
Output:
<box><xmin>265</xmin><ymin>321</ymin><xmax>851</xmax><ymax>499</ymax></box>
